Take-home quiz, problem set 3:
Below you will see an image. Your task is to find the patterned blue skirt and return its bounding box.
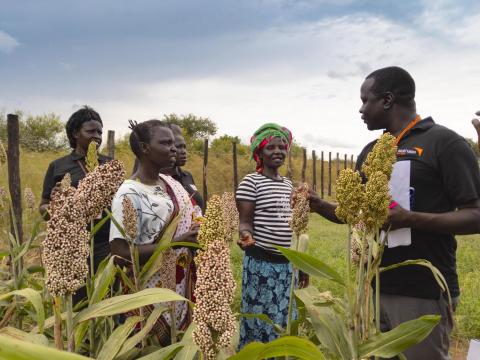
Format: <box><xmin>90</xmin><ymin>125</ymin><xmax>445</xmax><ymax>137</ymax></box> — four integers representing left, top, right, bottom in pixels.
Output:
<box><xmin>238</xmin><ymin>254</ymin><xmax>297</xmax><ymax>350</ymax></box>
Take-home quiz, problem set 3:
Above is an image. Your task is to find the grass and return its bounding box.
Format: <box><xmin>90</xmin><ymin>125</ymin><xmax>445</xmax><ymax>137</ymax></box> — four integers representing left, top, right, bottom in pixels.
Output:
<box><xmin>1</xmin><ymin>148</ymin><xmax>479</xmax><ymax>356</ymax></box>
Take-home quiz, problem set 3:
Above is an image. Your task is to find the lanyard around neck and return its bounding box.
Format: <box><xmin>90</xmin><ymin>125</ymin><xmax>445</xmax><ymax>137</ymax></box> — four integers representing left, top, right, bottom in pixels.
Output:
<box><xmin>394</xmin><ymin>115</ymin><xmax>421</xmax><ymax>146</ymax></box>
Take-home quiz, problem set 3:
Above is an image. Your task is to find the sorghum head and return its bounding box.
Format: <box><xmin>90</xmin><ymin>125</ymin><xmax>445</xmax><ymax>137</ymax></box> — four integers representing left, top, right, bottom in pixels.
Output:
<box><xmin>361</xmin><ymin>132</ymin><xmax>397</xmax><ymax>180</ymax></box>
<box><xmin>290</xmin><ymin>183</ymin><xmax>310</xmax><ymax>237</ymax></box>
<box><xmin>335</xmin><ymin>169</ymin><xmax>365</xmax><ymax>226</ymax></box>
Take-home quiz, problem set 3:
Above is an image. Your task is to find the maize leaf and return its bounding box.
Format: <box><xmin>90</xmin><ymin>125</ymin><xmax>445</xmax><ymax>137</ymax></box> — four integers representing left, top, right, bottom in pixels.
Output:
<box><xmin>229</xmin><ymin>336</ymin><xmax>326</xmax><ymax>360</ymax></box>
<box><xmin>359</xmin><ymin>315</ymin><xmax>440</xmax><ymax>358</ymax></box>
<box><xmin>97</xmin><ymin>316</ymin><xmax>143</xmax><ymax>360</ymax></box>
<box><xmin>0</xmin><ymin>334</ymin><xmax>91</xmax><ymax>360</ymax></box>
<box><xmin>274</xmin><ymin>246</ymin><xmax>345</xmax><ymax>285</ymax></box>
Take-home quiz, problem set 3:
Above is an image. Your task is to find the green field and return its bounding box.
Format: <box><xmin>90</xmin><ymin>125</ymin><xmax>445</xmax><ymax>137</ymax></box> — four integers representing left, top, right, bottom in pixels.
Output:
<box><xmin>1</xmin><ymin>149</ymin><xmax>478</xmax><ymax>358</ymax></box>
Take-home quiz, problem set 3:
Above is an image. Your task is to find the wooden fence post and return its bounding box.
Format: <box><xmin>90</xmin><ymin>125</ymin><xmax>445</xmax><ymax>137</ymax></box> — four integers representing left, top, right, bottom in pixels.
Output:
<box><xmin>107</xmin><ymin>130</ymin><xmax>115</xmax><ymax>158</ymax></box>
<box><xmin>320</xmin><ymin>151</ymin><xmax>324</xmax><ymax>199</ymax></box>
<box><xmin>344</xmin><ymin>153</ymin><xmax>347</xmax><ymax>170</ymax></box>
<box><xmin>328</xmin><ymin>151</ymin><xmax>332</xmax><ymax>197</ymax></box>
<box><xmin>301</xmin><ymin>148</ymin><xmax>307</xmax><ymax>183</ymax></box>
<box><xmin>232</xmin><ymin>141</ymin><xmax>238</xmax><ymax>192</ymax></box>
<box><xmin>335</xmin><ymin>152</ymin><xmax>340</xmax><ymax>178</ymax></box>
<box><xmin>203</xmin><ymin>139</ymin><xmax>209</xmax><ymax>202</ymax></box>
<box><xmin>350</xmin><ymin>154</ymin><xmax>354</xmax><ymax>169</ymax></box>
<box><xmin>312</xmin><ymin>150</ymin><xmax>317</xmax><ymax>191</ymax></box>
<box><xmin>7</xmin><ymin>114</ymin><xmax>23</xmax><ymax>246</ymax></box>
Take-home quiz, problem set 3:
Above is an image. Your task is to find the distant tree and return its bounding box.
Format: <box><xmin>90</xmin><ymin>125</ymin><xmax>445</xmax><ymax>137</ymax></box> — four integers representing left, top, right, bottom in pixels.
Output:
<box><xmin>211</xmin><ymin>135</ymin><xmax>249</xmax><ymax>155</ymax></box>
<box><xmin>163</xmin><ymin>113</ymin><xmax>217</xmax><ymax>140</ymax></box>
<box><xmin>0</xmin><ymin>111</ymin><xmax>68</xmax><ymax>152</ymax></box>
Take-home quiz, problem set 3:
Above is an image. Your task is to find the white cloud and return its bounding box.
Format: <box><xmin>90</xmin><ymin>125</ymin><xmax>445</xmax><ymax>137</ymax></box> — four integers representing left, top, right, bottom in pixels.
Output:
<box><xmin>0</xmin><ymin>30</ymin><xmax>19</xmax><ymax>53</ymax></box>
<box><xmin>2</xmin><ymin>6</ymin><xmax>480</xmax><ymax>155</ymax></box>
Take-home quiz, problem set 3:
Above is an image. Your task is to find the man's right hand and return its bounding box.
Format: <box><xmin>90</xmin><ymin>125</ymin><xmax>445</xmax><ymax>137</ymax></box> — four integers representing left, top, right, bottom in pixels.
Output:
<box><xmin>237</xmin><ymin>230</ymin><xmax>255</xmax><ymax>250</ymax></box>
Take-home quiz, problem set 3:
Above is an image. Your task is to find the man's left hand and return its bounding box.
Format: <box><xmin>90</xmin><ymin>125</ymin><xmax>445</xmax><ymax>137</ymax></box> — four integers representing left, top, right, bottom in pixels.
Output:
<box><xmin>385</xmin><ymin>203</ymin><xmax>412</xmax><ymax>230</ymax></box>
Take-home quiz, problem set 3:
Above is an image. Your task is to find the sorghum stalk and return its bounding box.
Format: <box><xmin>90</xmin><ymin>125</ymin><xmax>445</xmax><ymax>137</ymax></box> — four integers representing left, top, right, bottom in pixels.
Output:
<box><xmin>122</xmin><ymin>196</ymin><xmax>145</xmax><ymax>345</ymax></box>
<box><xmin>374</xmin><ymin>229</ymin><xmax>381</xmax><ymax>360</ymax></box>
<box><xmin>53</xmin><ymin>296</ymin><xmax>63</xmax><ymax>350</ymax></box>
<box><xmin>65</xmin><ymin>293</ymin><xmax>74</xmax><ymax>352</ymax></box>
<box><xmin>346</xmin><ymin>225</ymin><xmax>358</xmax><ymax>359</ymax></box>
<box><xmin>286</xmin><ymin>233</ymin><xmax>298</xmax><ymax>336</ymax></box>
<box><xmin>363</xmin><ymin>237</ymin><xmax>374</xmax><ymax>339</ymax></box>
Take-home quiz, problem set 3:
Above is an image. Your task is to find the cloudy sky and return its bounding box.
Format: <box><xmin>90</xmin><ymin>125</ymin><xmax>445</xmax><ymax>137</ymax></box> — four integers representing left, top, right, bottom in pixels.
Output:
<box><xmin>1</xmin><ymin>0</ymin><xmax>479</xmax><ymax>154</ymax></box>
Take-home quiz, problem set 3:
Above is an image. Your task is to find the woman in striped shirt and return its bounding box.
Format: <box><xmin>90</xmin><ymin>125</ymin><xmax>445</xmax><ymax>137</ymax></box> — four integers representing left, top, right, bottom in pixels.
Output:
<box><xmin>236</xmin><ymin>123</ymin><xmax>307</xmax><ymax>349</ymax></box>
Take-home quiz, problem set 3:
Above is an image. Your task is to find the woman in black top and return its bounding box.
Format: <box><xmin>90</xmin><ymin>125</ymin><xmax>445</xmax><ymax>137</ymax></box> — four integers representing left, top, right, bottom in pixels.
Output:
<box><xmin>40</xmin><ymin>106</ymin><xmax>111</xmax><ymax>304</ymax></box>
<box><xmin>167</xmin><ymin>124</ymin><xmax>204</xmax><ymax>212</ymax></box>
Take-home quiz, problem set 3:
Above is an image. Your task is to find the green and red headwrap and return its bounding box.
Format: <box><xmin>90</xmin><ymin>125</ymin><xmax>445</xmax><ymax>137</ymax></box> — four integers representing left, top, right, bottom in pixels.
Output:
<box><xmin>250</xmin><ymin>123</ymin><xmax>293</xmax><ymax>173</ymax></box>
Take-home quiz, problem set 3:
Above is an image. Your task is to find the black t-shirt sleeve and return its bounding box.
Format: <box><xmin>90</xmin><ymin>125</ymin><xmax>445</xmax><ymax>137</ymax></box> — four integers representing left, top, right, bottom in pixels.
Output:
<box><xmin>41</xmin><ymin>162</ymin><xmax>56</xmax><ymax>200</ymax></box>
<box><xmin>438</xmin><ymin>138</ymin><xmax>480</xmax><ymax>206</ymax></box>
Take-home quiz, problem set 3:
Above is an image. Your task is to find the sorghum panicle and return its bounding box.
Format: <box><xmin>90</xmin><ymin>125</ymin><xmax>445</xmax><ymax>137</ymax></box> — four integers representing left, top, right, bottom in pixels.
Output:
<box><xmin>193</xmin><ymin>239</ymin><xmax>236</xmax><ymax>360</ymax></box>
<box><xmin>122</xmin><ymin>196</ymin><xmax>137</xmax><ymax>242</ymax></box>
<box><xmin>61</xmin><ymin>173</ymin><xmax>72</xmax><ymax>189</ymax></box>
<box><xmin>361</xmin><ymin>171</ymin><xmax>391</xmax><ymax>234</ymax></box>
<box><xmin>289</xmin><ymin>183</ymin><xmax>310</xmax><ymax>237</ymax></box>
<box><xmin>24</xmin><ymin>187</ymin><xmax>36</xmax><ymax>211</ymax></box>
<box><xmin>42</xmin><ymin>189</ymin><xmax>89</xmax><ymax>297</ymax></box>
<box><xmin>196</xmin><ymin>194</ymin><xmax>226</xmax><ymax>249</ymax></box>
<box><xmin>220</xmin><ymin>192</ymin><xmax>238</xmax><ymax>242</ymax></box>
<box><xmin>85</xmin><ymin>141</ymin><xmax>99</xmax><ymax>172</ymax></box>
<box><xmin>361</xmin><ymin>133</ymin><xmax>397</xmax><ymax>180</ymax></box>
<box><xmin>335</xmin><ymin>169</ymin><xmax>365</xmax><ymax>226</ymax></box>
<box><xmin>193</xmin><ymin>195</ymin><xmax>236</xmax><ymax>359</ymax></box>
<box><xmin>76</xmin><ymin>160</ymin><xmax>125</xmax><ymax>221</ymax></box>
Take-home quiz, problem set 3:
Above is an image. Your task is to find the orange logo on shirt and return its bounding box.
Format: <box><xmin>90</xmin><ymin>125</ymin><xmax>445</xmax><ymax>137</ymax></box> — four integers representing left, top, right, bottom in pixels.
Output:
<box><xmin>397</xmin><ymin>147</ymin><xmax>424</xmax><ymax>157</ymax></box>
<box><xmin>414</xmin><ymin>147</ymin><xmax>424</xmax><ymax>156</ymax></box>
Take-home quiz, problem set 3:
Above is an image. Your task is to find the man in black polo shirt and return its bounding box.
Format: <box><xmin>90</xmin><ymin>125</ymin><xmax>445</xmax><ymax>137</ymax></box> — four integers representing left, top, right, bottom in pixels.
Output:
<box><xmin>309</xmin><ymin>66</ymin><xmax>480</xmax><ymax>359</ymax></box>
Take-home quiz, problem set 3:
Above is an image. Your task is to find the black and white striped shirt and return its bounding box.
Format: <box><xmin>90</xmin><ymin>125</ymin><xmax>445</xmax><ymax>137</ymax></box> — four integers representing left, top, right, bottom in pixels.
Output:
<box><xmin>236</xmin><ymin>173</ymin><xmax>293</xmax><ymax>255</ymax></box>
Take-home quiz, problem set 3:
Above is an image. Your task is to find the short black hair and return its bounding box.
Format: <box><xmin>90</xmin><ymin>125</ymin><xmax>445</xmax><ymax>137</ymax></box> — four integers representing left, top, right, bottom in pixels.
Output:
<box><xmin>65</xmin><ymin>106</ymin><xmax>103</xmax><ymax>148</ymax></box>
<box><xmin>366</xmin><ymin>66</ymin><xmax>416</xmax><ymax>107</ymax></box>
<box><xmin>129</xmin><ymin>119</ymin><xmax>170</xmax><ymax>157</ymax></box>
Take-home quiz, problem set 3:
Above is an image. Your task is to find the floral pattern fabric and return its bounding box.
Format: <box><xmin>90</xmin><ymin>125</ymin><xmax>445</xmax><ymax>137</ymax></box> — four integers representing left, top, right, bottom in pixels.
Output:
<box><xmin>238</xmin><ymin>254</ymin><xmax>297</xmax><ymax>350</ymax></box>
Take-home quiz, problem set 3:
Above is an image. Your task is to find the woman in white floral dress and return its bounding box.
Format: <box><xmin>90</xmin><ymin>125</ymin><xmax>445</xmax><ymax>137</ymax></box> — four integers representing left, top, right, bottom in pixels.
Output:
<box><xmin>110</xmin><ymin>119</ymin><xmax>201</xmax><ymax>345</ymax></box>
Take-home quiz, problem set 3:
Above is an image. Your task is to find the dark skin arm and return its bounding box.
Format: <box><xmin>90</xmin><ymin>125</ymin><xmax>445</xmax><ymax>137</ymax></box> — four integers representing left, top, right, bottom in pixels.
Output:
<box><xmin>387</xmin><ymin>200</ymin><xmax>480</xmax><ymax>234</ymax></box>
<box><xmin>307</xmin><ymin>189</ymin><xmax>343</xmax><ymax>224</ymax></box>
<box><xmin>236</xmin><ymin>200</ymin><xmax>256</xmax><ymax>250</ymax></box>
<box><xmin>110</xmin><ymin>223</ymin><xmax>199</xmax><ymax>267</ymax></box>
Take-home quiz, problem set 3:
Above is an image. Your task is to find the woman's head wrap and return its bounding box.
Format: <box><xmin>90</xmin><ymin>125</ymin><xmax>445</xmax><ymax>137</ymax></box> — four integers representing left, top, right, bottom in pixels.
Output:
<box><xmin>250</xmin><ymin>123</ymin><xmax>293</xmax><ymax>173</ymax></box>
